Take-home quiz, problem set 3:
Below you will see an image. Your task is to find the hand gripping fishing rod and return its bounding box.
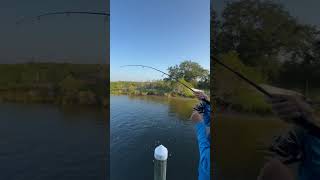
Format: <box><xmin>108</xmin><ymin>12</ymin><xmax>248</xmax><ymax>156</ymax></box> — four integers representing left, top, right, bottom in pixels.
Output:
<box><xmin>120</xmin><ymin>65</ymin><xmax>211</xmax><ymax>105</ymax></box>
<box><xmin>212</xmin><ymin>56</ymin><xmax>320</xmax><ymax>139</ymax></box>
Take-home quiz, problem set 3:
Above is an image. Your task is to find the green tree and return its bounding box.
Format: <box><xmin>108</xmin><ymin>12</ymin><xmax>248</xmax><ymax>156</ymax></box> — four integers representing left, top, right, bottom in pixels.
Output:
<box><xmin>217</xmin><ymin>0</ymin><xmax>317</xmax><ymax>79</ymax></box>
<box><xmin>166</xmin><ymin>61</ymin><xmax>209</xmax><ymax>88</ymax></box>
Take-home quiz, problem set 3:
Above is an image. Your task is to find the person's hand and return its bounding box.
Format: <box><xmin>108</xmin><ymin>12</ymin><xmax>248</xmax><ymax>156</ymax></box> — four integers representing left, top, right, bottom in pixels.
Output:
<box><xmin>190</xmin><ymin>111</ymin><xmax>203</xmax><ymax>124</ymax></box>
<box><xmin>269</xmin><ymin>94</ymin><xmax>319</xmax><ymax>127</ymax></box>
<box><xmin>260</xmin><ymin>84</ymin><xmax>319</xmax><ymax>127</ymax></box>
<box><xmin>257</xmin><ymin>158</ymin><xmax>295</xmax><ymax>180</ymax></box>
<box><xmin>194</xmin><ymin>91</ymin><xmax>209</xmax><ymax>101</ymax></box>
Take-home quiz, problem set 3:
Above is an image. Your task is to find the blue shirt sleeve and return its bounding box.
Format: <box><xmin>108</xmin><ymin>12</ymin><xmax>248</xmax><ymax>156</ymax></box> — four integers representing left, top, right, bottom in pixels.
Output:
<box><xmin>195</xmin><ymin>122</ymin><xmax>210</xmax><ymax>180</ymax></box>
<box><xmin>299</xmin><ymin>132</ymin><xmax>320</xmax><ymax>180</ymax></box>
<box><xmin>202</xmin><ymin>102</ymin><xmax>211</xmax><ymax>127</ymax></box>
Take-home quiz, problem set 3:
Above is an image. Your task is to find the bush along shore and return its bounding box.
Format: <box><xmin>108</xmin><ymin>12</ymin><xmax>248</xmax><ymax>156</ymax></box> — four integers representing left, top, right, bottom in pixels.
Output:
<box><xmin>0</xmin><ymin>63</ymin><xmax>108</xmax><ymax>107</ymax></box>
<box><xmin>110</xmin><ymin>80</ymin><xmax>210</xmax><ymax>98</ymax></box>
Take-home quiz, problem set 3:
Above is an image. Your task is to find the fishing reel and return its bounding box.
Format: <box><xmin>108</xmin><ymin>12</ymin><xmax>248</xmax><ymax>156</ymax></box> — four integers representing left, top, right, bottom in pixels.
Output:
<box><xmin>193</xmin><ymin>101</ymin><xmax>208</xmax><ymax>114</ymax></box>
<box><xmin>266</xmin><ymin>129</ymin><xmax>302</xmax><ymax>165</ymax></box>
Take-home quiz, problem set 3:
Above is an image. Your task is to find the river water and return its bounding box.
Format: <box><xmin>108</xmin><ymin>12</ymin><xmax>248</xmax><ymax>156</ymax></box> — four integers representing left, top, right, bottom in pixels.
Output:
<box><xmin>110</xmin><ymin>95</ymin><xmax>200</xmax><ymax>180</ymax></box>
<box><xmin>0</xmin><ymin>96</ymin><xmax>291</xmax><ymax>179</ymax></box>
<box><xmin>0</xmin><ymin>103</ymin><xmax>107</xmax><ymax>180</ymax></box>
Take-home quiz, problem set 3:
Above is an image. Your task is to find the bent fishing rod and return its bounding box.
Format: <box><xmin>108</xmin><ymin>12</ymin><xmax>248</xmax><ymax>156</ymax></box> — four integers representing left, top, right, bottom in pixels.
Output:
<box><xmin>212</xmin><ymin>56</ymin><xmax>272</xmax><ymax>98</ymax></box>
<box><xmin>120</xmin><ymin>65</ymin><xmax>210</xmax><ymax>105</ymax></box>
<box><xmin>16</xmin><ymin>11</ymin><xmax>109</xmax><ymax>24</ymax></box>
<box><xmin>212</xmin><ymin>56</ymin><xmax>320</xmax><ymax>139</ymax></box>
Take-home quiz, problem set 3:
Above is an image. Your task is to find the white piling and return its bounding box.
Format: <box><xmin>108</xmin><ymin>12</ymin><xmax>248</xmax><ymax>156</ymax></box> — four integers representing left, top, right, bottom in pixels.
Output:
<box><xmin>154</xmin><ymin>144</ymin><xmax>168</xmax><ymax>180</ymax></box>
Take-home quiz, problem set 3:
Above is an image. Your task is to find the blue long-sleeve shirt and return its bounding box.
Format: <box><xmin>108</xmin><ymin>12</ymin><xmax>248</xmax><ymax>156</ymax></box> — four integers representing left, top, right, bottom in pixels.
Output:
<box><xmin>298</xmin><ymin>132</ymin><xmax>320</xmax><ymax>180</ymax></box>
<box><xmin>202</xmin><ymin>102</ymin><xmax>211</xmax><ymax>127</ymax></box>
<box><xmin>194</xmin><ymin>102</ymin><xmax>211</xmax><ymax>180</ymax></box>
<box><xmin>271</xmin><ymin>127</ymin><xmax>320</xmax><ymax>180</ymax></box>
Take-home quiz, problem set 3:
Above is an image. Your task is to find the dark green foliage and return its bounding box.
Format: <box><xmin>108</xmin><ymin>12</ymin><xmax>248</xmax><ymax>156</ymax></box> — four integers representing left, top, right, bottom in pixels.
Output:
<box><xmin>213</xmin><ymin>0</ymin><xmax>320</xmax><ymax>112</ymax></box>
<box><xmin>166</xmin><ymin>60</ymin><xmax>210</xmax><ymax>89</ymax></box>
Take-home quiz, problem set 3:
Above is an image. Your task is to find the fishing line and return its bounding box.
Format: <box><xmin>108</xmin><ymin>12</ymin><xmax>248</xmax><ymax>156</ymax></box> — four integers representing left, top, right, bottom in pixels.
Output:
<box><xmin>121</xmin><ymin>65</ymin><xmax>195</xmax><ymax>92</ymax></box>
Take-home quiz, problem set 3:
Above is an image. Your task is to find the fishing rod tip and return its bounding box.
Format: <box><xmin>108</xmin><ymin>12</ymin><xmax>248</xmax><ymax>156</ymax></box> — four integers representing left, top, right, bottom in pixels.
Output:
<box><xmin>119</xmin><ymin>65</ymin><xmax>133</xmax><ymax>68</ymax></box>
<box><xmin>191</xmin><ymin>88</ymin><xmax>204</xmax><ymax>93</ymax></box>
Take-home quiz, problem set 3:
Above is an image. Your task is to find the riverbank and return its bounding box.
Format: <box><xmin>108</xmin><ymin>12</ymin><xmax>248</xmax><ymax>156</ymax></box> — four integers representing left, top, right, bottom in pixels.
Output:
<box><xmin>111</xmin><ymin>81</ymin><xmax>210</xmax><ymax>98</ymax></box>
<box><xmin>0</xmin><ymin>63</ymin><xmax>108</xmax><ymax>106</ymax></box>
<box><xmin>0</xmin><ymin>92</ymin><xmax>108</xmax><ymax>107</ymax></box>
<box><xmin>110</xmin><ymin>92</ymin><xmax>199</xmax><ymax>100</ymax></box>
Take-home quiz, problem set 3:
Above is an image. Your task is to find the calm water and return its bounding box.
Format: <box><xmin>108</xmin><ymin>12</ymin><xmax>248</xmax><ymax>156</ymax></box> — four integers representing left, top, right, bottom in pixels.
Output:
<box><xmin>0</xmin><ymin>103</ymin><xmax>107</xmax><ymax>180</ymax></box>
<box><xmin>110</xmin><ymin>95</ymin><xmax>200</xmax><ymax>180</ymax></box>
<box><xmin>214</xmin><ymin>113</ymin><xmax>289</xmax><ymax>180</ymax></box>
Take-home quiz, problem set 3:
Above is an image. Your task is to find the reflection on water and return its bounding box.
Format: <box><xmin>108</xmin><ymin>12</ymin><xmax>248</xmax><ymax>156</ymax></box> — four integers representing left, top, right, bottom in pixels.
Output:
<box><xmin>0</xmin><ymin>103</ymin><xmax>107</xmax><ymax>180</ymax></box>
<box><xmin>127</xmin><ymin>95</ymin><xmax>198</xmax><ymax>119</ymax></box>
<box><xmin>111</xmin><ymin>95</ymin><xmax>200</xmax><ymax>180</ymax></box>
<box><xmin>214</xmin><ymin>113</ymin><xmax>289</xmax><ymax>180</ymax></box>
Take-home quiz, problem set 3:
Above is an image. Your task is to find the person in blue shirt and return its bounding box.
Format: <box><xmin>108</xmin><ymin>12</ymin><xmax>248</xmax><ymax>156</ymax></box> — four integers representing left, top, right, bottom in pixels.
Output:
<box><xmin>190</xmin><ymin>91</ymin><xmax>211</xmax><ymax>180</ymax></box>
<box><xmin>258</xmin><ymin>91</ymin><xmax>320</xmax><ymax>180</ymax></box>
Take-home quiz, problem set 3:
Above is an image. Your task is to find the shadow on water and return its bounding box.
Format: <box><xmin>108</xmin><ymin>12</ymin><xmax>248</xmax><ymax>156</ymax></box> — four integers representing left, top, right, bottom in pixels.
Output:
<box><xmin>214</xmin><ymin>113</ymin><xmax>289</xmax><ymax>180</ymax></box>
<box><xmin>111</xmin><ymin>95</ymin><xmax>200</xmax><ymax>180</ymax></box>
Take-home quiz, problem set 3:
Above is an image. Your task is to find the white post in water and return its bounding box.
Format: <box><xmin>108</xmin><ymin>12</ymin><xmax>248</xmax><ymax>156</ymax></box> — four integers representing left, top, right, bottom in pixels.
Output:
<box><xmin>154</xmin><ymin>144</ymin><xmax>168</xmax><ymax>180</ymax></box>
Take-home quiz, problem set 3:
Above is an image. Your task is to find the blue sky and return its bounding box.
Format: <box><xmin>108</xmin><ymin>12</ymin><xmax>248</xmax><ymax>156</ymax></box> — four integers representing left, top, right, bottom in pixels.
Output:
<box><xmin>110</xmin><ymin>0</ymin><xmax>210</xmax><ymax>81</ymax></box>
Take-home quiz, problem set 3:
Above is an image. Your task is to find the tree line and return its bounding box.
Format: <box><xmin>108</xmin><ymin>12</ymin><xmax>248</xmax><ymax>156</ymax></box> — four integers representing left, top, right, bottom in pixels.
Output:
<box><xmin>111</xmin><ymin>61</ymin><xmax>210</xmax><ymax>98</ymax></box>
<box><xmin>0</xmin><ymin>63</ymin><xmax>107</xmax><ymax>106</ymax></box>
